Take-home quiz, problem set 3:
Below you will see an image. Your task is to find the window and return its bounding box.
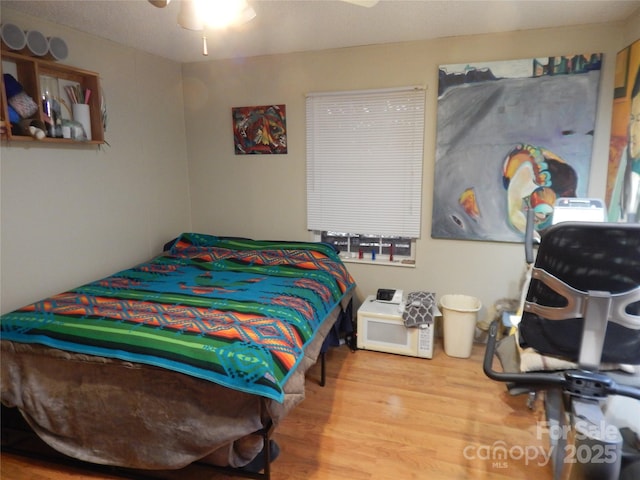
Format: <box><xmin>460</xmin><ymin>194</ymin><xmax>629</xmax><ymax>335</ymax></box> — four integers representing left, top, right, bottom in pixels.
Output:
<box><xmin>306</xmin><ymin>86</ymin><xmax>426</xmax><ymax>259</ymax></box>
<box><xmin>321</xmin><ymin>232</ymin><xmax>412</xmax><ymax>260</ymax></box>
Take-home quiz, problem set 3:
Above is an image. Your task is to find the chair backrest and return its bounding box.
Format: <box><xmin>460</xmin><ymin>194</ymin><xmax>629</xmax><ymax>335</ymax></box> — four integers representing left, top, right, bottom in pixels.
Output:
<box><xmin>518</xmin><ymin>222</ymin><xmax>640</xmax><ymax>366</ymax></box>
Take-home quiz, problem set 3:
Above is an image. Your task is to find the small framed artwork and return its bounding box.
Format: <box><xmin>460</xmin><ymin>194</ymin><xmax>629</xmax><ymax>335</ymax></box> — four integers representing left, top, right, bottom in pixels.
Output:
<box><xmin>232</xmin><ymin>104</ymin><xmax>287</xmax><ymax>154</ymax></box>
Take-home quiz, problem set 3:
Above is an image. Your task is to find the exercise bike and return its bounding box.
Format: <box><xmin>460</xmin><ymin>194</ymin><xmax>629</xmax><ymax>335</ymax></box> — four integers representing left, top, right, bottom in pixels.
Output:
<box><xmin>483</xmin><ymin>220</ymin><xmax>640</xmax><ymax>480</ymax></box>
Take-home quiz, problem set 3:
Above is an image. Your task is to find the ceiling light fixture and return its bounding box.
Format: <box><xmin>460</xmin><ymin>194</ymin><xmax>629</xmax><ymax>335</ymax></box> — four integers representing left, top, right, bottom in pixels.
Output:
<box><xmin>175</xmin><ymin>0</ymin><xmax>256</xmax><ymax>56</ymax></box>
<box><xmin>177</xmin><ymin>0</ymin><xmax>256</xmax><ymax>31</ymax></box>
<box><xmin>177</xmin><ymin>0</ymin><xmax>203</xmax><ymax>31</ymax></box>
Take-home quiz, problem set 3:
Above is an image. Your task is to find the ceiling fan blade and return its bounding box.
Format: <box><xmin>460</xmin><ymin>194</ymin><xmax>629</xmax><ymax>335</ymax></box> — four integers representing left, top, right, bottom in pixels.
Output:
<box><xmin>148</xmin><ymin>0</ymin><xmax>171</xmax><ymax>7</ymax></box>
<box><xmin>341</xmin><ymin>0</ymin><xmax>379</xmax><ymax>7</ymax></box>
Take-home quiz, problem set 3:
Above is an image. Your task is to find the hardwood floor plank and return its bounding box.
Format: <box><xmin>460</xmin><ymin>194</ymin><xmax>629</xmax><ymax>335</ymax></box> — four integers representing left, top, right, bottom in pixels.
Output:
<box><xmin>1</xmin><ymin>341</ymin><xmax>553</xmax><ymax>479</ymax></box>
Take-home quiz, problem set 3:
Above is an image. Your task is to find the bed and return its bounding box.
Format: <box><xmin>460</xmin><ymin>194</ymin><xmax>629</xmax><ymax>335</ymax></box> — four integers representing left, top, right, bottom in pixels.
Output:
<box><xmin>0</xmin><ymin>233</ymin><xmax>355</xmax><ymax>477</ymax></box>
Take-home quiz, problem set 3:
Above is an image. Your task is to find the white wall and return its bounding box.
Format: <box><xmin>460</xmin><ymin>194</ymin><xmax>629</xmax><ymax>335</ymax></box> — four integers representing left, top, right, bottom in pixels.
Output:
<box><xmin>0</xmin><ymin>10</ymin><xmax>192</xmax><ymax>313</ymax></box>
<box><xmin>182</xmin><ymin>21</ymin><xmax>635</xmax><ymax>319</ymax></box>
<box><xmin>624</xmin><ymin>8</ymin><xmax>640</xmax><ymax>44</ymax></box>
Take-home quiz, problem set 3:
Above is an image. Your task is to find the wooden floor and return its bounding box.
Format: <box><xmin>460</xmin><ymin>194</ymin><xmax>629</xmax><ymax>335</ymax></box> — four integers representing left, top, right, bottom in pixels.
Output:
<box><xmin>1</xmin><ymin>340</ymin><xmax>553</xmax><ymax>480</ymax></box>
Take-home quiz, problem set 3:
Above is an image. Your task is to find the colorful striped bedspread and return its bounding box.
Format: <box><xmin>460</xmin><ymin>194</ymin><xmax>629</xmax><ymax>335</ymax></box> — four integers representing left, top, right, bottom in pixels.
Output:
<box><xmin>0</xmin><ymin>233</ymin><xmax>355</xmax><ymax>402</ymax></box>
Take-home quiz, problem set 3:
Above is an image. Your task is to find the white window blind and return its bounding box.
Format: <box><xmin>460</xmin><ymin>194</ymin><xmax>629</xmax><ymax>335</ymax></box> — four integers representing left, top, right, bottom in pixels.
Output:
<box><xmin>306</xmin><ymin>86</ymin><xmax>425</xmax><ymax>238</ymax></box>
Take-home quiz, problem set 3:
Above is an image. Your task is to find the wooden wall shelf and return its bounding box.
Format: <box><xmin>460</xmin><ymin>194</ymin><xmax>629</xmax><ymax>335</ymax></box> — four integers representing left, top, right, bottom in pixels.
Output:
<box><xmin>1</xmin><ymin>48</ymin><xmax>104</xmax><ymax>145</ymax></box>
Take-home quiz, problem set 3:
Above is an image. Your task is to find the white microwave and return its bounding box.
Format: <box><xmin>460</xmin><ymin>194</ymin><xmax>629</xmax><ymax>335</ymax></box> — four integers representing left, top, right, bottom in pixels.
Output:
<box><xmin>357</xmin><ymin>295</ymin><xmax>434</xmax><ymax>359</ymax></box>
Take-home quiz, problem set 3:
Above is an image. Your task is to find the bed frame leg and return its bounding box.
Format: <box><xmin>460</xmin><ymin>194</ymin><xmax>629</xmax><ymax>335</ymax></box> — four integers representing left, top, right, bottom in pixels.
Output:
<box><xmin>320</xmin><ymin>351</ymin><xmax>326</xmax><ymax>386</ymax></box>
<box><xmin>262</xmin><ymin>427</ymin><xmax>272</xmax><ymax>480</ymax></box>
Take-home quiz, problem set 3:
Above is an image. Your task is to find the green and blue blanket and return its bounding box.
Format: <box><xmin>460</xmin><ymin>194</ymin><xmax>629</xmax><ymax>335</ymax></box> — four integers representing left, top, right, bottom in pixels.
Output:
<box><xmin>0</xmin><ymin>233</ymin><xmax>355</xmax><ymax>402</ymax></box>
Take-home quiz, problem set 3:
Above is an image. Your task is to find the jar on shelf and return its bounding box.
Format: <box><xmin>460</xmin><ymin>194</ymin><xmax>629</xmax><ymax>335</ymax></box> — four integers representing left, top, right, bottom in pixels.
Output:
<box><xmin>40</xmin><ymin>75</ymin><xmax>62</xmax><ymax>138</ymax></box>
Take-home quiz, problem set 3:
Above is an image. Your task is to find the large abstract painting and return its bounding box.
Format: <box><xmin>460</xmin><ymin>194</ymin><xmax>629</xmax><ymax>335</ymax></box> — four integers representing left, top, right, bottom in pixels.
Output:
<box><xmin>432</xmin><ymin>54</ymin><xmax>602</xmax><ymax>242</ymax></box>
<box><xmin>232</xmin><ymin>104</ymin><xmax>287</xmax><ymax>154</ymax></box>
<box><xmin>606</xmin><ymin>39</ymin><xmax>640</xmax><ymax>223</ymax></box>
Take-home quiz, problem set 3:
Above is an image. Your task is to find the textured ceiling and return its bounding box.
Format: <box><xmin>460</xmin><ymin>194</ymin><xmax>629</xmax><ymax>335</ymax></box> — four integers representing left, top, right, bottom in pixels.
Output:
<box><xmin>2</xmin><ymin>0</ymin><xmax>639</xmax><ymax>64</ymax></box>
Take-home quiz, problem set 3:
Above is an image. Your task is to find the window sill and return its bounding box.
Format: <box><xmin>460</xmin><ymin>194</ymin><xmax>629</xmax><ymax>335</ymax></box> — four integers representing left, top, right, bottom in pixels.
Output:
<box><xmin>339</xmin><ymin>257</ymin><xmax>415</xmax><ymax>268</ymax></box>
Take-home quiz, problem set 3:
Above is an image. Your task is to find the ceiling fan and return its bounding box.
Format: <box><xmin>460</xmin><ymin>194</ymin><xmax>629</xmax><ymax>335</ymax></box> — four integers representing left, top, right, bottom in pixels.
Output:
<box><xmin>148</xmin><ymin>0</ymin><xmax>380</xmax><ymax>31</ymax></box>
<box><xmin>148</xmin><ymin>0</ymin><xmax>379</xmax><ymax>55</ymax></box>
<box><xmin>149</xmin><ymin>0</ymin><xmax>379</xmax><ymax>9</ymax></box>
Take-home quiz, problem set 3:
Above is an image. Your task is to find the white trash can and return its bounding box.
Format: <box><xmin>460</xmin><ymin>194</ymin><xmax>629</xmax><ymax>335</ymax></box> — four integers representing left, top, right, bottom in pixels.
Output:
<box><xmin>440</xmin><ymin>294</ymin><xmax>482</xmax><ymax>358</ymax></box>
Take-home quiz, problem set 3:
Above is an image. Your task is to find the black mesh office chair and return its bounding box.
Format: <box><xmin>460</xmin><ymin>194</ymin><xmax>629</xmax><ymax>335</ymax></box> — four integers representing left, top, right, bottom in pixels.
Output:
<box><xmin>484</xmin><ymin>222</ymin><xmax>640</xmax><ymax>480</ymax></box>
